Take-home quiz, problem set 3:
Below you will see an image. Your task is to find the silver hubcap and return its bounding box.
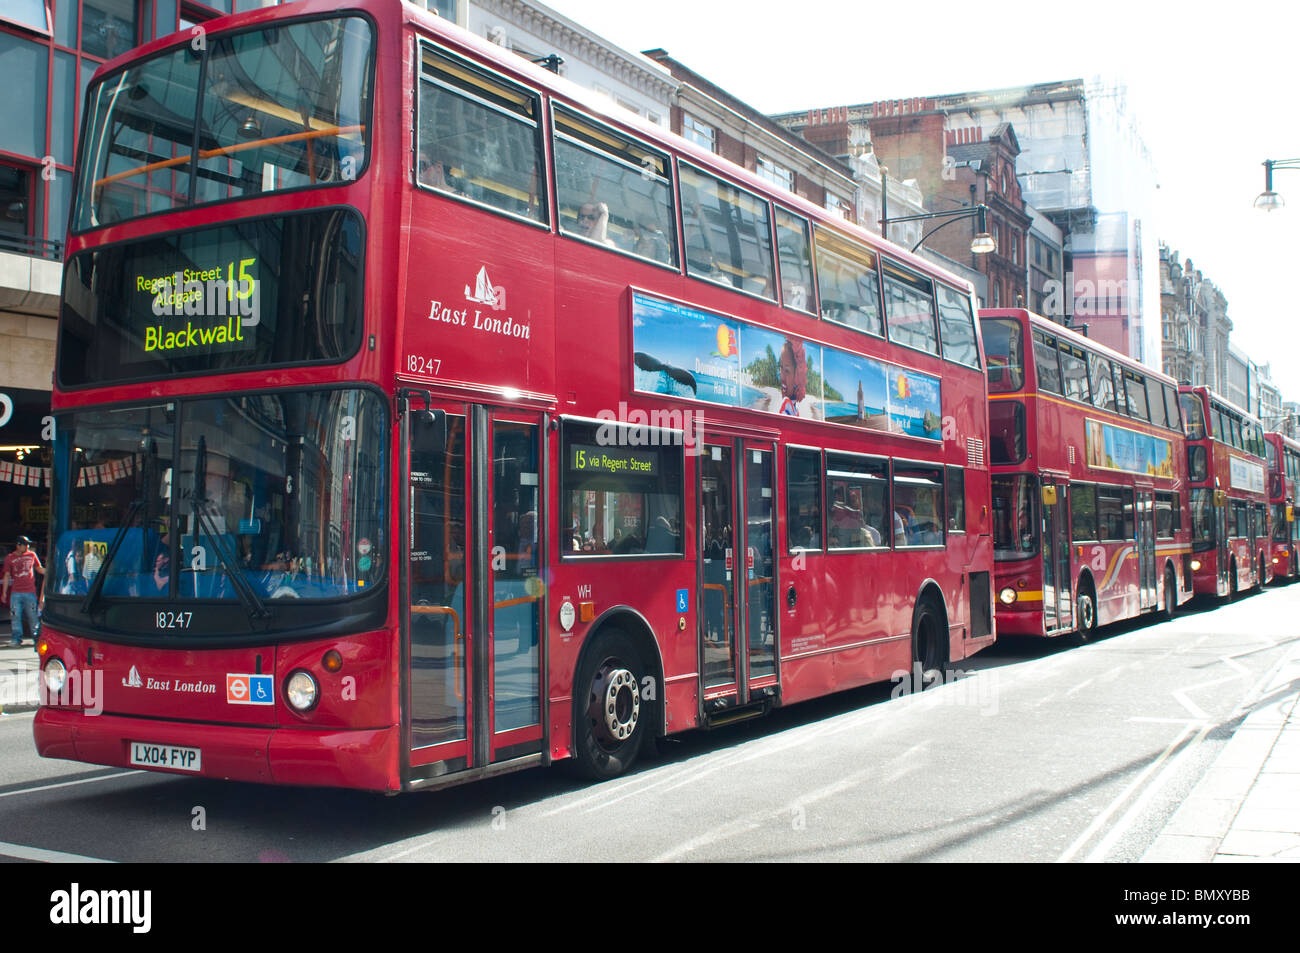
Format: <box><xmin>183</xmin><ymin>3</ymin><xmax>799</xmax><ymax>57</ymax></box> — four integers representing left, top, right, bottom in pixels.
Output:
<box><xmin>1078</xmin><ymin>595</ymin><xmax>1094</xmax><ymax>630</ymax></box>
<box><xmin>601</xmin><ymin>667</ymin><xmax>639</xmax><ymax>741</ymax></box>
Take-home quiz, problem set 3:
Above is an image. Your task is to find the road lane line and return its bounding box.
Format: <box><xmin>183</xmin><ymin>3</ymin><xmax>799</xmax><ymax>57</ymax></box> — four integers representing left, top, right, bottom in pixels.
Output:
<box><xmin>1056</xmin><ymin>725</ymin><xmax>1195</xmax><ymax>863</ymax></box>
<box><xmin>0</xmin><ymin>840</ymin><xmax>114</xmax><ymax>863</ymax></box>
<box><xmin>0</xmin><ymin>770</ymin><xmax>140</xmax><ymax>799</ymax></box>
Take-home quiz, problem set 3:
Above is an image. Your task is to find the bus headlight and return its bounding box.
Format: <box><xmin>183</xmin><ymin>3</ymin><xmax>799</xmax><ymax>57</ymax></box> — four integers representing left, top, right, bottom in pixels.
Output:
<box><xmin>1272</xmin><ymin>557</ymin><xmax>1279</xmax><ymax>564</ymax></box>
<box><xmin>285</xmin><ymin>671</ymin><xmax>319</xmax><ymax>712</ymax></box>
<box><xmin>1190</xmin><ymin>559</ymin><xmax>1202</xmax><ymax>572</ymax></box>
<box><xmin>998</xmin><ymin>587</ymin><xmax>1018</xmax><ymax>605</ymax></box>
<box><xmin>42</xmin><ymin>658</ymin><xmax>68</xmax><ymax>695</ymax></box>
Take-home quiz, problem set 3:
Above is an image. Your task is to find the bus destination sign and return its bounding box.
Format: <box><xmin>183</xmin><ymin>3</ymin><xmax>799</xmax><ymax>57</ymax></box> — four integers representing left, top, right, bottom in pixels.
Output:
<box><xmin>569</xmin><ymin>444</ymin><xmax>658</xmax><ymax>477</ymax></box>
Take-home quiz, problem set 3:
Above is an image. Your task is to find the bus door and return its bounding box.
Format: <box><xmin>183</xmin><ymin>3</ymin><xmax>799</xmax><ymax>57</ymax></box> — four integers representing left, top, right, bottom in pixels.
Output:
<box><xmin>401</xmin><ymin>400</ymin><xmax>545</xmax><ymax>785</ymax></box>
<box><xmin>698</xmin><ymin>439</ymin><xmax>778</xmax><ymax>714</ymax></box>
<box><xmin>1216</xmin><ymin>498</ymin><xmax>1231</xmax><ymax>594</ymax></box>
<box><xmin>1041</xmin><ymin>478</ymin><xmax>1072</xmax><ymax>633</ymax></box>
<box><xmin>1137</xmin><ymin>489</ymin><xmax>1157</xmax><ymax>610</ymax></box>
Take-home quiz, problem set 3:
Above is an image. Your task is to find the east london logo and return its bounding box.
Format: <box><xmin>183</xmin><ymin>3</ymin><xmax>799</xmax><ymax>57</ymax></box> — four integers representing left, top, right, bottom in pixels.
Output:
<box><xmin>425</xmin><ymin>267</ymin><xmax>531</xmax><ymax>340</ymax></box>
<box><xmin>121</xmin><ymin>665</ymin><xmax>216</xmax><ymax>695</ymax></box>
<box><xmin>50</xmin><ymin>883</ymin><xmax>151</xmax><ymax>933</ymax></box>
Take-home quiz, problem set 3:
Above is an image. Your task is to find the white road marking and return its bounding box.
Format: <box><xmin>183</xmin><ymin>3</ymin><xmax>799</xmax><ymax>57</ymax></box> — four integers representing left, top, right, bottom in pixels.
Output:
<box><xmin>0</xmin><ymin>770</ymin><xmax>140</xmax><ymax>799</ymax></box>
<box><xmin>0</xmin><ymin>840</ymin><xmax>114</xmax><ymax>863</ymax></box>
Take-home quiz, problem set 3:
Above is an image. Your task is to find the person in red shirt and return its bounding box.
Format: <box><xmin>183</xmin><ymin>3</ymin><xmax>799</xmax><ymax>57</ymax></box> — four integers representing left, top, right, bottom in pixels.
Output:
<box><xmin>3</xmin><ymin>535</ymin><xmax>44</xmax><ymax>647</ymax></box>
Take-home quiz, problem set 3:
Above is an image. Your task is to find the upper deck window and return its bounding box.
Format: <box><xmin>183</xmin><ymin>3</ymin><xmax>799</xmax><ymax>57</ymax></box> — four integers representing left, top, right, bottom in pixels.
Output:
<box><xmin>1032</xmin><ymin>330</ymin><xmax>1062</xmax><ymax>394</ymax></box>
<box><xmin>1059</xmin><ymin>342</ymin><xmax>1091</xmax><ymax>404</ymax></box>
<box><xmin>1123</xmin><ymin>369</ymin><xmax>1149</xmax><ymax>421</ymax></box>
<box><xmin>936</xmin><ymin>285</ymin><xmax>981</xmax><ymax>369</ymax></box>
<box><xmin>680</xmin><ymin>163</ymin><xmax>775</xmax><ymax>297</ymax></box>
<box><xmin>1088</xmin><ymin>353</ymin><xmax>1118</xmax><ymax>413</ymax></box>
<box><xmin>775</xmin><ymin>208</ymin><xmax>816</xmax><ymax>316</ymax></box>
<box><xmin>74</xmin><ymin>15</ymin><xmax>374</xmax><ymax>231</ymax></box>
<box><xmin>553</xmin><ymin>107</ymin><xmax>675</xmax><ymax>265</ymax></box>
<box><xmin>982</xmin><ymin>317</ymin><xmax>1024</xmax><ymax>392</ymax></box>
<box><xmin>882</xmin><ymin>262</ymin><xmax>939</xmax><ymax>356</ymax></box>
<box><xmin>815</xmin><ymin>226</ymin><xmax>882</xmax><ymax>337</ymax></box>
<box><xmin>419</xmin><ymin>47</ymin><xmax>545</xmax><ymax>224</ymax></box>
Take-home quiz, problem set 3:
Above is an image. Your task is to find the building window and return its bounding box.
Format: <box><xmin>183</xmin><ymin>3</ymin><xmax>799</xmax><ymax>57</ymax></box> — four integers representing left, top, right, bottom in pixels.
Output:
<box><xmin>682</xmin><ymin>113</ymin><xmax>716</xmax><ymax>152</ymax></box>
<box><xmin>0</xmin><ymin>163</ymin><xmax>33</xmax><ymax>251</ymax></box>
<box><xmin>3</xmin><ymin>0</ymin><xmax>50</xmax><ymax>33</ymax></box>
<box><xmin>756</xmin><ymin>155</ymin><xmax>794</xmax><ymax>193</ymax></box>
<box><xmin>826</xmin><ymin>193</ymin><xmax>851</xmax><ymax>221</ymax></box>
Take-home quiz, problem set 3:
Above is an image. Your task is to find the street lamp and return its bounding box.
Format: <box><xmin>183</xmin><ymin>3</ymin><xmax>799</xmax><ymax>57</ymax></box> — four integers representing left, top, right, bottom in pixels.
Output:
<box><xmin>1254</xmin><ymin>158</ymin><xmax>1300</xmax><ymax>211</ymax></box>
<box><xmin>879</xmin><ymin>166</ymin><xmax>996</xmax><ymax>255</ymax></box>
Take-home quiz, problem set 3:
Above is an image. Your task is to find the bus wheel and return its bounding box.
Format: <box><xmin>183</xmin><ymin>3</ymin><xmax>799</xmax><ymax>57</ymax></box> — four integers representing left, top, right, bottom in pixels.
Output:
<box><xmin>1257</xmin><ymin>554</ymin><xmax>1266</xmax><ymax>592</ymax></box>
<box><xmin>1162</xmin><ymin>567</ymin><xmax>1177</xmax><ymax>621</ymax></box>
<box><xmin>1073</xmin><ymin>582</ymin><xmax>1097</xmax><ymax>644</ymax></box>
<box><xmin>1226</xmin><ymin>564</ymin><xmax>1238</xmax><ymax>603</ymax></box>
<box><xmin>909</xmin><ymin>597</ymin><xmax>946</xmax><ymax>691</ymax></box>
<box><xmin>572</xmin><ymin>629</ymin><xmax>647</xmax><ymax>781</ymax></box>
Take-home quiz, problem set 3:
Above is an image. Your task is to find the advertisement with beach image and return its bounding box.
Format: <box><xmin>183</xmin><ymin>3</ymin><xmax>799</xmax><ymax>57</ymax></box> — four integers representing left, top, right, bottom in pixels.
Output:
<box><xmin>1085</xmin><ymin>419</ymin><xmax>1174</xmax><ymax>477</ymax></box>
<box><xmin>821</xmin><ymin>350</ymin><xmax>942</xmax><ymax>440</ymax></box>
<box><xmin>631</xmin><ymin>291</ymin><xmax>940</xmax><ymax>438</ymax></box>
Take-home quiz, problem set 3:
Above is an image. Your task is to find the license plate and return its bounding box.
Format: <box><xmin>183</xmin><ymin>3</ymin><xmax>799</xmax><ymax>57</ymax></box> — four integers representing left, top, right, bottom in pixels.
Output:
<box><xmin>129</xmin><ymin>742</ymin><xmax>202</xmax><ymax>773</ymax></box>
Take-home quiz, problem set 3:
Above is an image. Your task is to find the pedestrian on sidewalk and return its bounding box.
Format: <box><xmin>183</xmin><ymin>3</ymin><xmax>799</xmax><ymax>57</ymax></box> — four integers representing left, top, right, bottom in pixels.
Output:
<box><xmin>2</xmin><ymin>536</ymin><xmax>44</xmax><ymax>647</ymax></box>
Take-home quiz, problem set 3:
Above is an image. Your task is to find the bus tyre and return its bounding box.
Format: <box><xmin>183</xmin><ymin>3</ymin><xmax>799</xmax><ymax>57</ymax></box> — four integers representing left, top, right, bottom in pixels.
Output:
<box><xmin>1227</xmin><ymin>564</ymin><xmax>1238</xmax><ymax>603</ymax></box>
<box><xmin>1162</xmin><ymin>567</ymin><xmax>1177</xmax><ymax>621</ymax></box>
<box><xmin>1257</xmin><ymin>554</ymin><xmax>1266</xmax><ymax>592</ymax></box>
<box><xmin>572</xmin><ymin>629</ymin><xmax>648</xmax><ymax>781</ymax></box>
<box><xmin>1073</xmin><ymin>582</ymin><xmax>1097</xmax><ymax>644</ymax></box>
<box><xmin>909</xmin><ymin>597</ymin><xmax>946</xmax><ymax>692</ymax></box>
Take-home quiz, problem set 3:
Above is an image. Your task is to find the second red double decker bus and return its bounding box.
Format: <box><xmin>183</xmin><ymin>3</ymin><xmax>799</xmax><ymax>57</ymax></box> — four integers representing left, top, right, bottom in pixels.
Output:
<box><xmin>981</xmin><ymin>309</ymin><xmax>1194</xmax><ymax>639</ymax></box>
<box><xmin>1264</xmin><ymin>431</ymin><xmax>1299</xmax><ymax>581</ymax></box>
<box><xmin>1179</xmin><ymin>386</ymin><xmax>1271</xmax><ymax>599</ymax></box>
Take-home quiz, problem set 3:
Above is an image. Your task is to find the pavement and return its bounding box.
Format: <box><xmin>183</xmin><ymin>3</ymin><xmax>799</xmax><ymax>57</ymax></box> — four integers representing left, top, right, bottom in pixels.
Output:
<box><xmin>2</xmin><ymin>611</ymin><xmax>1298</xmax><ymax>861</ymax></box>
<box><xmin>0</xmin><ymin>618</ymin><xmax>43</xmax><ymax>715</ymax></box>
<box><xmin>1141</xmin><ymin>635</ymin><xmax>1300</xmax><ymax>862</ymax></box>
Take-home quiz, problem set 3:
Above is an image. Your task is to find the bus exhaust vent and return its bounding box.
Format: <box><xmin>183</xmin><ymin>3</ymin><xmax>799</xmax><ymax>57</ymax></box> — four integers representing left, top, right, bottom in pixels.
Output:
<box><xmin>1068</xmin><ymin>445</ymin><xmax>1076</xmax><ymax>465</ymax></box>
<box><xmin>966</xmin><ymin>437</ymin><xmax>985</xmax><ymax>468</ymax></box>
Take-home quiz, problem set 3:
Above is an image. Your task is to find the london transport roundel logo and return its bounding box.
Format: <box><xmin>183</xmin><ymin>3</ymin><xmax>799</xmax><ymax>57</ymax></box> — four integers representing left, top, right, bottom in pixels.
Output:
<box><xmin>358</xmin><ymin>538</ymin><xmax>372</xmax><ymax>556</ymax></box>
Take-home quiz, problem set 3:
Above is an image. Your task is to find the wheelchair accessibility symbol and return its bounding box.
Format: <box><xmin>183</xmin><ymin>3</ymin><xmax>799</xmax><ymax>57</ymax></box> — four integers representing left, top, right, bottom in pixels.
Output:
<box><xmin>676</xmin><ymin>588</ymin><xmax>689</xmax><ymax>613</ymax></box>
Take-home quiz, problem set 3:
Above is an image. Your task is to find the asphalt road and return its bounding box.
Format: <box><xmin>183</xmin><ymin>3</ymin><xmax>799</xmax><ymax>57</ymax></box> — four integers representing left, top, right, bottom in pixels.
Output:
<box><xmin>1</xmin><ymin>582</ymin><xmax>1296</xmax><ymax>863</ymax></box>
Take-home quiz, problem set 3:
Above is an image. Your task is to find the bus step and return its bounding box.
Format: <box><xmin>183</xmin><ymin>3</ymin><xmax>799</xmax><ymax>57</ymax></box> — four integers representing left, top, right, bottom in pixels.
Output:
<box><xmin>703</xmin><ymin>703</ymin><xmax>768</xmax><ymax>729</ymax></box>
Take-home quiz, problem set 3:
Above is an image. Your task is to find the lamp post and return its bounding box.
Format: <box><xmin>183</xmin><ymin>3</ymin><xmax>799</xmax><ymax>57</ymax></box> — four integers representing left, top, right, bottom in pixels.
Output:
<box><xmin>879</xmin><ymin>166</ymin><xmax>996</xmax><ymax>255</ymax></box>
<box><xmin>1254</xmin><ymin>158</ymin><xmax>1300</xmax><ymax>211</ymax></box>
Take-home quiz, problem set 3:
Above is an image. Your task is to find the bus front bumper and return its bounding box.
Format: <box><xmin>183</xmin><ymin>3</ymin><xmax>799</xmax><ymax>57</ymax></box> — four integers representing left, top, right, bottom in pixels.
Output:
<box><xmin>34</xmin><ymin>708</ymin><xmax>399</xmax><ymax>791</ymax></box>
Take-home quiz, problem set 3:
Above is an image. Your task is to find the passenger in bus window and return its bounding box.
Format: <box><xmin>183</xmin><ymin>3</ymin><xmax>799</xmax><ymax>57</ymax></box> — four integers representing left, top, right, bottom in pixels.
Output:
<box><xmin>633</xmin><ymin>219</ymin><xmax>671</xmax><ymax>263</ymax></box>
<box><xmin>419</xmin><ymin>151</ymin><xmax>464</xmax><ymax>195</ymax></box>
<box><xmin>578</xmin><ymin>203</ymin><xmax>617</xmax><ymax>246</ymax></box>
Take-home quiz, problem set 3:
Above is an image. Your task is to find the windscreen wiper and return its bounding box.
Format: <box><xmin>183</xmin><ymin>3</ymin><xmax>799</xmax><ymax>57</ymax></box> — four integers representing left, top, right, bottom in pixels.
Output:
<box><xmin>190</xmin><ymin>435</ymin><xmax>269</xmax><ymax>620</ymax></box>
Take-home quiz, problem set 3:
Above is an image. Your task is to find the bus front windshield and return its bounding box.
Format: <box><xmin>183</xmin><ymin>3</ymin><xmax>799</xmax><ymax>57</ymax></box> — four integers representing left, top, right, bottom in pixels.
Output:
<box><xmin>992</xmin><ymin>474</ymin><xmax>1037</xmax><ymax>560</ymax></box>
<box><xmin>982</xmin><ymin>318</ymin><xmax>1025</xmax><ymax>393</ymax></box>
<box><xmin>74</xmin><ymin>15</ymin><xmax>373</xmax><ymax>230</ymax></box>
<box><xmin>47</xmin><ymin>389</ymin><xmax>385</xmax><ymax>618</ymax></box>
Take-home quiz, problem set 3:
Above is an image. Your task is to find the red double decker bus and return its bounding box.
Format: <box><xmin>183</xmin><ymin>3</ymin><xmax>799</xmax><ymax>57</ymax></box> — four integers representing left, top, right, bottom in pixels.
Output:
<box><xmin>980</xmin><ymin>309</ymin><xmax>1193</xmax><ymax>639</ymax></box>
<box><xmin>1263</xmin><ymin>431</ymin><xmax>1299</xmax><ymax>581</ymax></box>
<box><xmin>35</xmin><ymin>0</ymin><xmax>994</xmax><ymax>792</ymax></box>
<box><xmin>1178</xmin><ymin>386</ymin><xmax>1271</xmax><ymax>599</ymax></box>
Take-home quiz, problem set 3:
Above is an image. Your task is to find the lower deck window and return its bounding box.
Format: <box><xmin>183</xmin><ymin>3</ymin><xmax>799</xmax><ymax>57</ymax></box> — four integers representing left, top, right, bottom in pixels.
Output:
<box><xmin>562</xmin><ymin>421</ymin><xmax>684</xmax><ymax>556</ymax></box>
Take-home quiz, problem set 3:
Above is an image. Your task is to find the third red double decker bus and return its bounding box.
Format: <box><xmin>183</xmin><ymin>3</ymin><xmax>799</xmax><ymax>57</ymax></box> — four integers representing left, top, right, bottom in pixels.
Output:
<box><xmin>980</xmin><ymin>309</ymin><xmax>1193</xmax><ymax>639</ymax></box>
<box><xmin>1179</xmin><ymin>386</ymin><xmax>1271</xmax><ymax>599</ymax></box>
<box><xmin>35</xmin><ymin>0</ymin><xmax>994</xmax><ymax>792</ymax></box>
<box><xmin>1264</xmin><ymin>431</ymin><xmax>1299</xmax><ymax>581</ymax></box>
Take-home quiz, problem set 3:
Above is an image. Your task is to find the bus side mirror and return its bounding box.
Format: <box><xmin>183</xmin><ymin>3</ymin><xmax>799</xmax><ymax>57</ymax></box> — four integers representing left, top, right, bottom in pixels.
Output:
<box><xmin>411</xmin><ymin>409</ymin><xmax>446</xmax><ymax>454</ymax></box>
<box><xmin>1041</xmin><ymin>485</ymin><xmax>1058</xmax><ymax>506</ymax></box>
<box><xmin>1288</xmin><ymin>505</ymin><xmax>1294</xmax><ymax>523</ymax></box>
<box><xmin>1213</xmin><ymin>489</ymin><xmax>1228</xmax><ymax>507</ymax></box>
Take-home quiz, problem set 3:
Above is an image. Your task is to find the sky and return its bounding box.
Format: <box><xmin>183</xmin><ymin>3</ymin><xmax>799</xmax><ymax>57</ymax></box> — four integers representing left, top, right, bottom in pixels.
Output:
<box><xmin>541</xmin><ymin>0</ymin><xmax>1300</xmax><ymax>408</ymax></box>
